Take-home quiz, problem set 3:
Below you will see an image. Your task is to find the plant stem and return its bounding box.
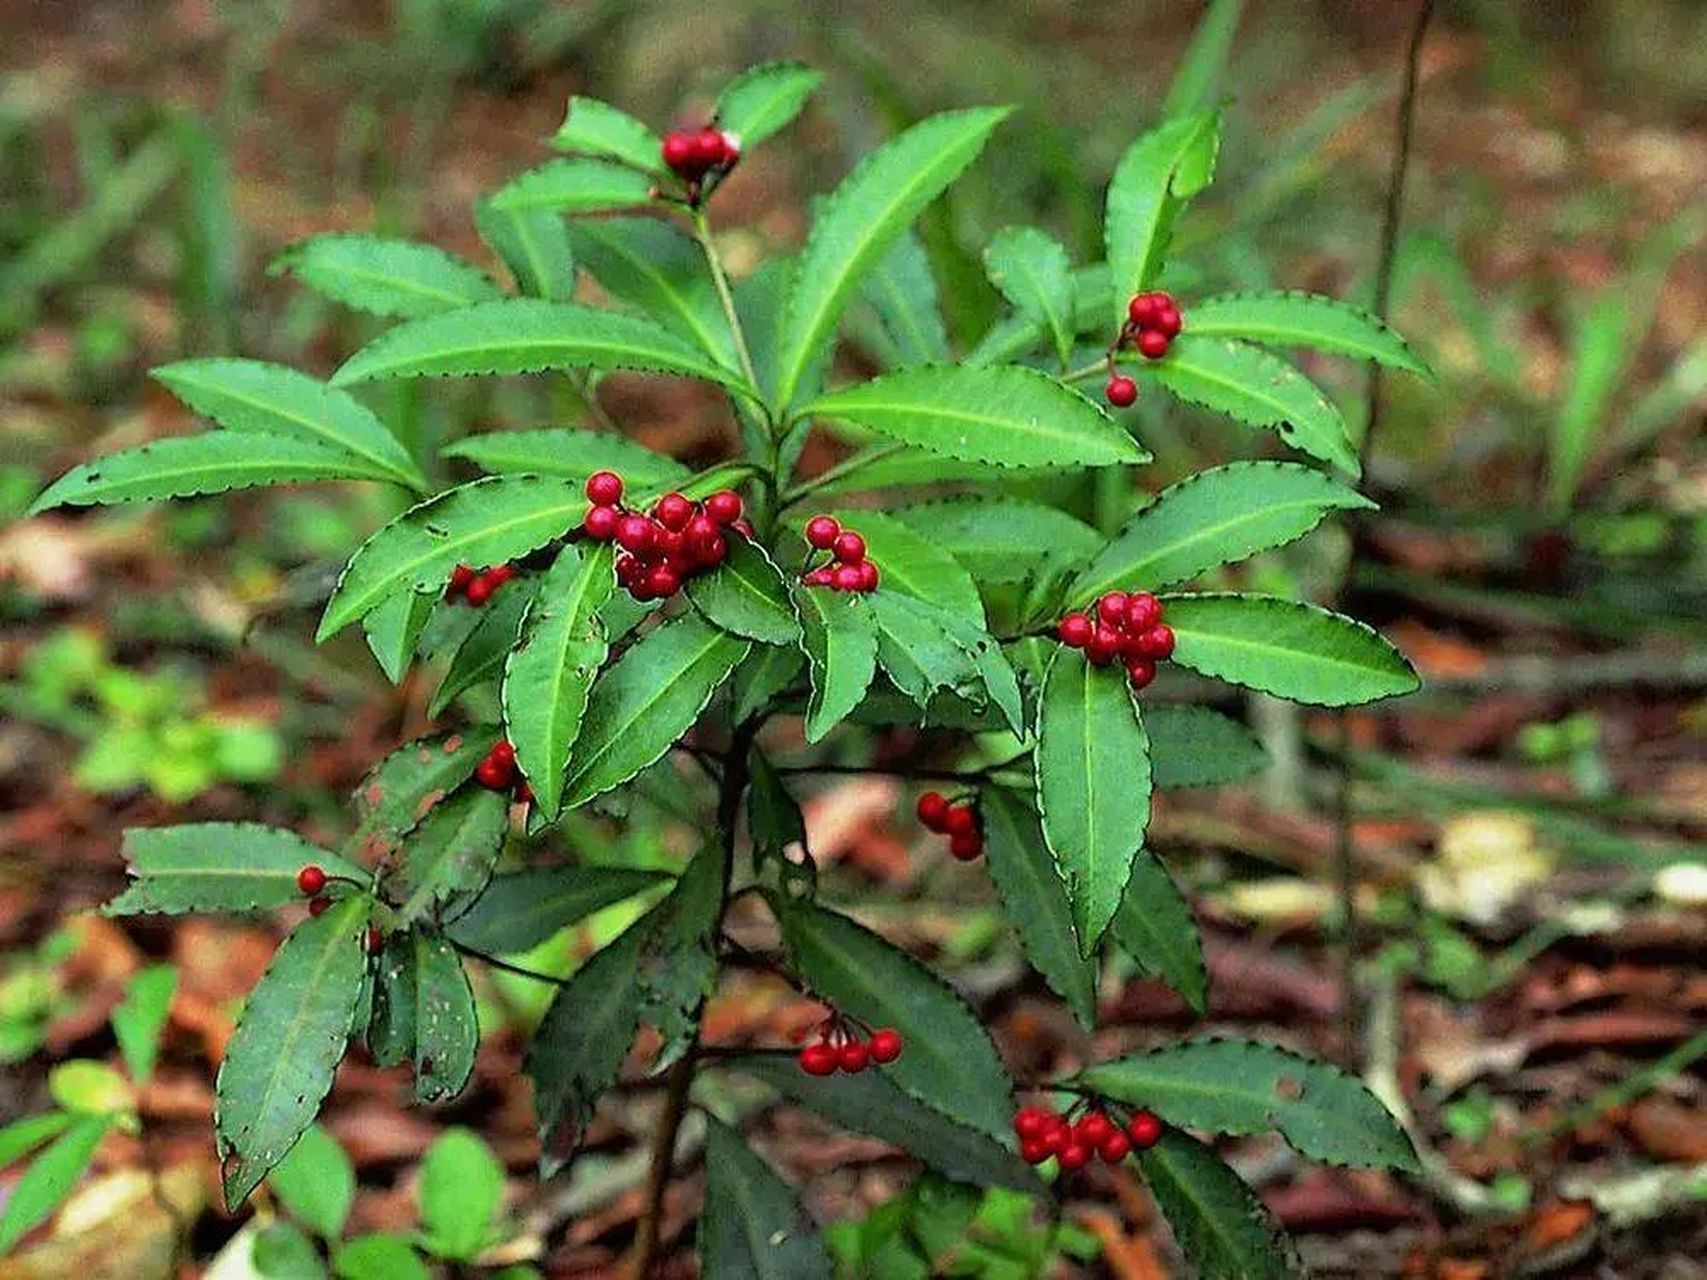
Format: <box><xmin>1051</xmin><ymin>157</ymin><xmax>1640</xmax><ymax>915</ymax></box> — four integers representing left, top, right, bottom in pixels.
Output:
<box><xmin>1332</xmin><ymin>0</ymin><xmax>1434</xmax><ymax>1062</ymax></box>
<box><xmin>1062</xmin><ymin>358</ymin><xmax>1107</xmax><ymax>384</ymax></box>
<box><xmin>780</xmin><ymin>442</ymin><xmax>904</xmax><ymax>507</ymax></box>
<box><xmin>691</xmin><ymin>208</ymin><xmax>763</xmax><ymax>405</ymax></box>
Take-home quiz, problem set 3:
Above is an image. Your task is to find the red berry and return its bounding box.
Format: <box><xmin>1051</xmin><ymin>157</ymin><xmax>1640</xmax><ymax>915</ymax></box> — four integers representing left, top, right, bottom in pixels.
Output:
<box><xmin>803</xmin><ymin>566</ymin><xmax>835</xmax><ymax>587</ymax></box>
<box><xmin>486</xmin><ymin>564</ymin><xmax>516</xmax><ymax>587</ymax></box>
<box><xmin>916</xmin><ymin>791</ymin><xmax>951</xmax><ymax>831</ymax></box>
<box><xmin>692</xmin><ymin>128</ymin><xmax>726</xmax><ymax>168</ymax></box>
<box><xmin>1105</xmin><ymin>374</ymin><xmax>1138</xmax><ymax>407</ymax></box>
<box><xmin>1127</xmin><ymin>1110</ymin><xmax>1163</xmax><ymax>1149</ymax></box>
<box><xmin>585</xmin><ymin>470</ymin><xmax>624</xmax><ymax>505</ymax></box>
<box><xmin>447</xmin><ymin>564</ymin><xmax>476</xmax><ymax>597</ymax></box>
<box><xmin>615</xmin><ymin>553</ymin><xmax>643</xmax><ymax>585</ymax></box>
<box><xmin>1124</xmin><ymin>592</ymin><xmax>1161</xmax><ymax>631</ymax></box>
<box><xmin>465</xmin><ymin>576</ymin><xmax>493</xmax><ymax>606</ymax></box>
<box><xmin>837</xmin><ymin>1040</ymin><xmax>870</xmax><ymax>1074</ymax></box>
<box><xmin>1126</xmin><ymin>658</ymin><xmax>1157</xmax><ymax>690</ymax></box>
<box><xmin>1058</xmin><ymin>1143</ymin><xmax>1090</xmax><ymax>1171</ymax></box>
<box><xmin>297</xmin><ymin>865</ymin><xmax>327</xmax><ymax>895</ymax></box>
<box><xmin>832</xmin><ymin>531</ymin><xmax>866</xmax><ymax>564</ymax></box>
<box><xmin>683</xmin><ymin>512</ymin><xmax>719</xmax><ymax>543</ymax></box>
<box><xmin>831</xmin><ymin>563</ymin><xmax>864</xmax><ymax>592</ymax></box>
<box><xmin>694</xmin><ymin>535</ymin><xmax>728</xmax><ymax>568</ymax></box>
<box><xmin>661</xmin><ymin>133</ymin><xmax>695</xmax><ymax>172</ymax></box>
<box><xmin>1098</xmin><ymin>1131</ymin><xmax>1132</xmax><ymax>1163</ymax></box>
<box><xmin>308</xmin><ymin>895</ymin><xmax>331</xmax><ymax>917</ymax></box>
<box><xmin>799</xmin><ymin>1042</ymin><xmax>838</xmax><ymax>1076</ymax></box>
<box><xmin>948</xmin><ymin>830</ymin><xmax>983</xmax><ymax>861</ymax></box>
<box><xmin>1155</xmin><ymin>304</ymin><xmax>1183</xmax><ymax>339</ymax></box>
<box><xmin>1020</xmin><ymin>1137</ymin><xmax>1052</xmax><ymax>1165</ymax></box>
<box><xmin>1128</xmin><ymin>292</ymin><xmax>1165</xmax><ymax>327</ymax></box>
<box><xmin>943</xmin><ymin>805</ymin><xmax>978</xmax><ymax>837</ymax></box>
<box><xmin>855</xmin><ymin>560</ymin><xmax>879</xmax><ymax>593</ymax></box>
<box><xmin>366</xmin><ymin>927</ymin><xmax>384</xmax><ymax>955</ymax></box>
<box><xmin>616</xmin><ymin>514</ymin><xmax>657</xmax><ymax>555</ymax></box>
<box><xmin>646</xmin><ymin>565</ymin><xmax>680</xmax><ymax>598</ymax></box>
<box><xmin>705</xmin><ymin>490</ymin><xmax>743</xmax><ymax>525</ymax></box>
<box><xmin>1137</xmin><ymin>329</ymin><xmax>1171</xmax><ymax>360</ymax></box>
<box><xmin>1085</xmin><ymin>627</ymin><xmax>1121</xmax><ymax>665</ymax></box>
<box><xmin>1078</xmin><ymin>1112</ymin><xmax>1113</xmax><ymax>1145</ymax></box>
<box><xmin>805</xmin><ymin>515</ymin><xmax>840</xmax><ymax>549</ymax></box>
<box><xmin>475</xmin><ymin>758</ymin><xmax>511</xmax><ymax>791</ymax></box>
<box><xmin>491</xmin><ymin>740</ymin><xmax>516</xmax><ymax>766</ymax></box>
<box><xmin>654</xmin><ymin>492</ymin><xmax>694</xmax><ymax>531</ymax></box>
<box><xmin>1042</xmin><ymin>1124</ymin><xmax>1071</xmax><ymax>1157</ymax></box>
<box><xmin>869</xmin><ymin>1028</ymin><xmax>903</xmax><ymax>1063</ymax></box>
<box><xmin>1097</xmin><ymin>592</ymin><xmax>1129</xmax><ymax>628</ymax></box>
<box><xmin>515</xmin><ymin>781</ymin><xmax>533</xmax><ymax>805</ymax></box>
<box><xmin>1058</xmin><ymin>612</ymin><xmax>1093</xmax><ymax>648</ymax></box>
<box><xmin>1136</xmin><ymin>623</ymin><xmax>1175</xmax><ymax>660</ymax></box>
<box><xmin>584</xmin><ymin>504</ymin><xmax>620</xmax><ymax>540</ymax></box>
<box><xmin>1013</xmin><ymin>1107</ymin><xmax>1052</xmax><ymax>1141</ymax></box>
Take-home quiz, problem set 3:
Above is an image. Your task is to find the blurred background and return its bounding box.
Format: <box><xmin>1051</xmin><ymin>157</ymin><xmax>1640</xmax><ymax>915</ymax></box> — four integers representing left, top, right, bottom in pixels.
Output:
<box><xmin>0</xmin><ymin>2</ymin><xmax>1703</xmax><ymax>1277</ymax></box>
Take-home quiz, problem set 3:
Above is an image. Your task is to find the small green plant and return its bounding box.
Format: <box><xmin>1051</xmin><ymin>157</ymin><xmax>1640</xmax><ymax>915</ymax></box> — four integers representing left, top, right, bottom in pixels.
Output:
<box><xmin>30</xmin><ymin>57</ymin><xmax>1427</xmax><ymax>1277</ymax></box>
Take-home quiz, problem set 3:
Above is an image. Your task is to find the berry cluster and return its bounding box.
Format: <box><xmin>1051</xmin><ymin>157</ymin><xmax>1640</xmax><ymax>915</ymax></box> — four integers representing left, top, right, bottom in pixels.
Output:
<box><xmin>446</xmin><ymin>562</ymin><xmax>517</xmax><ymax>606</ymax></box>
<box><xmin>474</xmin><ymin>740</ymin><xmax>532</xmax><ymax>803</ymax></box>
<box><xmin>1104</xmin><ymin>290</ymin><xmax>1185</xmax><ymax>407</ymax></box>
<box><xmin>800</xmin><ymin>516</ymin><xmax>879</xmax><ymax>593</ymax></box>
<box><xmin>916</xmin><ymin>791</ymin><xmax>984</xmax><ymax>861</ymax></box>
<box><xmin>581</xmin><ymin>470</ymin><xmax>747</xmax><ymax>602</ymax></box>
<box><xmin>660</xmin><ymin>126</ymin><xmax>739</xmax><ymax>203</ymax></box>
<box><xmin>1056</xmin><ymin>590</ymin><xmax>1174</xmax><ymax>691</ymax></box>
<box><xmin>1013</xmin><ymin>1103</ymin><xmax>1164</xmax><ymax>1169</ymax></box>
<box><xmin>797</xmin><ymin>1015</ymin><xmax>904</xmax><ymax>1076</ymax></box>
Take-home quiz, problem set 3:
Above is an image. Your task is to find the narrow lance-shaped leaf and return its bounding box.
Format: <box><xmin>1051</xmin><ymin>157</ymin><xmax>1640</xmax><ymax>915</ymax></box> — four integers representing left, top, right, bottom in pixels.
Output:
<box><xmin>442</xmin><ymin>426</ymin><xmax>690</xmax><ymax>485</ymax></box>
<box><xmin>1070</xmin><ymin>461</ymin><xmax>1374</xmax><ymax>604</ymax></box>
<box><xmin>700</xmin><ymin>1118</ymin><xmax>832</xmax><ymax>1280</ymax></box>
<box><xmin>1135</xmin><ymin>1129</ymin><xmax>1295</xmax><ymax>1280</ymax></box>
<box><xmin>867</xmin><ymin>591</ymin><xmax>980</xmax><ymax>711</ymax></box>
<box><xmin>503</xmin><ymin>544</ymin><xmax>614</xmax><ymax>816</ymax></box>
<box><xmin>635</xmin><ymin>843</ymin><xmax>726</xmax><ymax>1068</ymax></box>
<box><xmin>103</xmin><ymin>823</ymin><xmax>367</xmax><ymax>916</ymax></box>
<box><xmin>1186</xmin><ymin>290</ymin><xmax>1430</xmax><ymax>377</ymax></box>
<box><xmin>0</xmin><ymin>1115</ymin><xmax>72</xmax><ymax>1172</ymax></box>
<box><xmin>1035</xmin><ymin>651</ymin><xmax>1152</xmax><ymax>953</ymax></box>
<box><xmin>0</xmin><ymin>1116</ymin><xmax>113</xmax><ymax>1253</ymax></box>
<box><xmin>1109</xmin><ymin>850</ymin><xmax>1208</xmax><ymax>1014</ymax></box>
<box><xmin>446</xmin><ymin>866</ymin><xmax>669</xmax><ymax>955</ymax></box>
<box><xmin>826</xmin><ymin>507</ymin><xmax>985</xmax><ymax>624</ymax></box>
<box><xmin>775</xmin><ymin>107</ymin><xmax>1012</xmax><ymax>408</ymax></box>
<box><xmin>152</xmin><ymin>358</ymin><xmax>425</xmax><ymax>490</ymax></box>
<box><xmin>272</xmin><ymin>234</ymin><xmax>502</xmax><ymax>318</ymax></box>
<box><xmin>891</xmin><ymin>497</ymin><xmax>1101</xmax><ymax>586</ymax></box>
<box><xmin>567</xmin><ymin>218</ymin><xmax>737</xmax><ymax>368</ymax></box>
<box><xmin>791</xmin><ymin>583</ymin><xmax>877</xmax><ymax>743</ymax></box>
<box><xmin>858</xmin><ymin>229</ymin><xmax>950</xmax><ymax>366</ymax></box>
<box><xmin>489</xmin><ymin>158</ymin><xmax>656</xmax><ymax>215</ymax></box>
<box><xmin>984</xmin><ymin>226</ymin><xmax>1074</xmax><ymax>367</ymax></box>
<box><xmin>112</xmin><ymin>965</ymin><xmax>177</xmax><ymax>1085</ymax></box>
<box><xmin>1162</xmin><ymin>592</ymin><xmax>1419</xmax><ymax>707</ymax></box>
<box><xmin>383</xmin><ymin>787</ymin><xmax>510</xmax><ymax>924</ymax></box>
<box><xmin>1161</xmin><ymin>0</ymin><xmax>1244</xmax><ymax>116</ymax></box>
<box><xmin>362</xmin><ymin>588</ymin><xmax>436</xmax><ymax>685</ymax></box>
<box><xmin>429</xmin><ymin>577</ymin><xmax>538</xmax><ymax>718</ymax></box>
<box><xmin>1144</xmin><ymin>705</ymin><xmax>1268</xmax><ymax>790</ymax></box>
<box><xmin>216</xmin><ymin>895</ymin><xmax>371</xmax><ymax>1208</ymax></box>
<box><xmin>348</xmin><ymin>729</ymin><xmax>501</xmax><ymax>859</ymax></box>
<box><xmin>1105</xmin><ymin>111</ymin><xmax>1220</xmax><ymax>323</ymax></box>
<box><xmin>687</xmin><ymin>535</ymin><xmax>801</xmax><ymax>644</ymax></box>
<box><xmin>475</xmin><ymin>198</ymin><xmax>575</xmax><ymax>302</ymax></box>
<box><xmin>408</xmin><ymin>931</ymin><xmax>480</xmax><ymax>1105</ymax></box>
<box><xmin>714</xmin><ymin>62</ymin><xmax>824</xmax><ymax>148</ymax></box>
<box><xmin>1550</xmin><ymin>290</ymin><xmax>1631</xmax><ymax>512</ymax></box>
<box><xmin>550</xmin><ymin>96</ymin><xmax>663</xmax><ymax>171</ymax></box>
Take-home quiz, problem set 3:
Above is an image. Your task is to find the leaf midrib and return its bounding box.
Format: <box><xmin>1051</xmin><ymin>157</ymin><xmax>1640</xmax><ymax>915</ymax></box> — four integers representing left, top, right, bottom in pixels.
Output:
<box><xmin>1167</xmin><ymin>602</ymin><xmax>1407</xmax><ymax>682</ymax></box>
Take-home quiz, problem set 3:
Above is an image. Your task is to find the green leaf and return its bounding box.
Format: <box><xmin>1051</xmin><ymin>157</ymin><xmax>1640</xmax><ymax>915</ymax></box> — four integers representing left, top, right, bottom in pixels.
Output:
<box><xmin>825</xmin><ymin>508</ymin><xmax>984</xmax><ymax>623</ymax></box>
<box><xmin>771</xmin><ymin>896</ymin><xmax>1014</xmax><ymax>1138</ymax></box>
<box><xmin>730</xmin><ymin>643</ymin><xmax>807</xmax><ymax>725</ymax></box>
<box><xmin>112</xmin><ymin>964</ymin><xmax>176</xmax><ymax>1085</ymax></box>
<box><xmin>251</xmin><ymin>1222</ymin><xmax>327</xmax><ymax>1278</ymax></box>
<box><xmin>273</xmin><ymin>234</ymin><xmax>501</xmax><ymax>318</ymax></box>
<box><xmin>362</xmin><ymin>589</ymin><xmax>435</xmax><ymax>685</ymax></box>
<box><xmin>562</xmin><ymin>613</ymin><xmax>749</xmax><ymax>807</ymax></box>
<box><xmin>687</xmin><ymin>535</ymin><xmax>800</xmax><ymax>644</ymax></box>
<box><xmin>566</xmin><ymin>218</ymin><xmax>736</xmax><ymax>367</ymax></box>
<box><xmin>419</xmin><ymin>1128</ymin><xmax>504</xmax><ymax>1261</ymax></box>
<box><xmin>503</xmin><ymin>545</ymin><xmax>614</xmax><ymax>817</ymax></box>
<box><xmin>867</xmin><ymin>591</ymin><xmax>979</xmax><ymax>711</ymax></box>
<box><xmin>701</xmin><ymin>1117</ymin><xmax>832</xmax><ymax>1280</ymax></box>
<box><xmin>330</xmin><ymin>300</ymin><xmax>754</xmax><ymax>396</ymax></box>
<box><xmin>430</xmin><ymin>576</ymin><xmax>537</xmax><ymax>717</ymax></box>
<box><xmin>1075</xmin><ymin>1037</ymin><xmax>1419</xmax><ymax>1170</ymax></box>
<box><xmin>216</xmin><ymin>896</ymin><xmax>370</xmax><ymax>1209</ymax></box>
<box><xmin>29</xmin><ymin>433</ymin><xmax>402</xmax><ymax>514</ymax></box>
<box><xmin>1187</xmin><ymin>291</ymin><xmax>1429</xmax><ymax>377</ymax></box>
<box><xmin>383</xmin><ymin>787</ymin><xmax>509</xmax><ymax>924</ymax></box>
<box><xmin>1110</xmin><ymin>851</ymin><xmax>1207</xmax><ymax>1013</ymax></box>
<box><xmin>795</xmin><ymin>445</ymin><xmax>1037</xmax><ymax>498</ymax></box>
<box><xmin>1135</xmin><ymin>1129</ymin><xmax>1294</xmax><ymax>1280</ymax></box>
<box><xmin>366</xmin><ymin>933</ymin><xmax>416</xmax><ymax>1070</ymax></box>
<box><xmin>442</xmin><ymin>426</ymin><xmax>689</xmax><ymax>485</ymax></box>
<box><xmin>805</xmin><ymin>365</ymin><xmax>1146</xmax><ymax>469</ymax></box>
<box><xmin>446</xmin><ymin>866</ymin><xmax>669</xmax><ymax>954</ymax></box>
<box><xmin>1035</xmin><ymin>651</ymin><xmax>1152</xmax><ymax>953</ymax></box>
<box><xmin>318</xmin><ymin>476</ymin><xmax>586</xmax><ymax>638</ymax></box>
<box><xmin>1144</xmin><ymin>705</ymin><xmax>1267</xmax><ymax>789</ymax></box>
<box><xmin>103</xmin><ymin>823</ymin><xmax>366</xmax><ymax>916</ymax></box>
<box><xmin>981</xmin><ymin>789</ymin><xmax>1097</xmax><ymax>1027</ymax></box>
<box><xmin>1139</xmin><ymin>336</ymin><xmax>1358</xmax><ymax>474</ymax></box>
<box><xmin>775</xmin><ymin>107</ymin><xmax>1012</xmax><ymax>408</ymax></box>
<box><xmin>334</xmin><ymin>1235</ymin><xmax>431</xmax><ymax>1280</ymax></box>
<box><xmin>1105</xmin><ymin>111</ymin><xmax>1220</xmax><ymax>319</ymax></box>
<box><xmin>1550</xmin><ymin>290</ymin><xmax>1631</xmax><ymax>512</ymax></box>
<box><xmin>1161</xmin><ymin>0</ymin><xmax>1244</xmax><ymax>116</ymax></box>
<box><xmin>0</xmin><ymin>1114</ymin><xmax>72</xmax><ymax>1171</ymax></box>
<box><xmin>550</xmin><ymin>97</ymin><xmax>662</xmax><ymax>171</ymax></box>
<box><xmin>891</xmin><ymin>497</ymin><xmax>1100</xmax><ymax>586</ymax></box>
<box><xmin>526</xmin><ymin>918</ymin><xmax>647</xmax><ymax>1171</ymax></box>
<box><xmin>791</xmin><ymin>583</ymin><xmax>877</xmax><ymax>743</ymax></box>
<box><xmin>858</xmin><ymin>230</ymin><xmax>950</xmax><ymax>367</ymax></box>
<box><xmin>939</xmin><ymin>615</ymin><xmax>1025</xmax><ymax>735</ymax></box>
<box><xmin>48</xmin><ymin>1061</ymin><xmax>131</xmax><ymax>1116</ymax></box>
<box><xmin>747</xmin><ymin>749</ymin><xmax>807</xmax><ymax>861</ymax></box>
<box><xmin>0</xmin><ymin>1115</ymin><xmax>110</xmax><ymax>1251</ymax></box>
<box><xmin>1163</xmin><ymin>593</ymin><xmax>1419</xmax><ymax>706</ymax></box>
<box><xmin>348</xmin><ymin>729</ymin><xmax>500</xmax><ymax>860</ymax></box>
<box><xmin>152</xmin><ymin>358</ymin><xmax>425</xmax><ymax>490</ymax></box>
<box><xmin>267</xmin><ymin>1123</ymin><xmax>354</xmax><ymax>1240</ymax></box>
<box><xmin>475</xmin><ymin>198</ymin><xmax>575</xmax><ymax>301</ymax></box>
<box><xmin>727</xmin><ymin>1054</ymin><xmax>1041</xmax><ymax>1191</ymax></box>
<box><xmin>983</xmin><ymin>227</ymin><xmax>1074</xmax><ymax>367</ymax></box>
<box><xmin>714</xmin><ymin>62</ymin><xmax>823</xmax><ymax>149</ymax></box>
<box><xmin>634</xmin><ymin>844</ymin><xmax>724</xmax><ymax>1066</ymax></box>
<box><xmin>1071</xmin><ymin>461</ymin><xmax>1374</xmax><ymax>604</ymax></box>
<box><xmin>489</xmin><ymin>158</ymin><xmax>656</xmax><ymax>215</ymax></box>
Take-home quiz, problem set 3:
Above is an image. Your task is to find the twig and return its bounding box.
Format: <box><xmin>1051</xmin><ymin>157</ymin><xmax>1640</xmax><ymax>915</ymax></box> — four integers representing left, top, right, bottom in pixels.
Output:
<box><xmin>450</xmin><ymin>940</ymin><xmax>573</xmax><ymax>987</ymax></box>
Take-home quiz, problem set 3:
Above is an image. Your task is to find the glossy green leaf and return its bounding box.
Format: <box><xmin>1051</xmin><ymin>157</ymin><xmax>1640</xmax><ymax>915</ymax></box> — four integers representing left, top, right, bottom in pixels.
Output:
<box><xmin>984</xmin><ymin>226</ymin><xmax>1074</xmax><ymax>367</ymax></box>
<box><xmin>488</xmin><ymin>158</ymin><xmax>655</xmax><ymax>215</ymax></box>
<box><xmin>1035</xmin><ymin>651</ymin><xmax>1152</xmax><ymax>953</ymax></box>
<box><xmin>1163</xmin><ymin>593</ymin><xmax>1419</xmax><ymax>706</ymax></box>
<box><xmin>858</xmin><ymin>230</ymin><xmax>950</xmax><ymax>367</ymax></box>
<box><xmin>1162</xmin><ymin>0</ymin><xmax>1244</xmax><ymax>116</ymax></box>
<box><xmin>330</xmin><ymin>300</ymin><xmax>754</xmax><ymax>396</ymax></box>
<box><xmin>1139</xmin><ymin>336</ymin><xmax>1357</xmax><ymax>474</ymax></box>
<box><xmin>1135</xmin><ymin>1129</ymin><xmax>1294</xmax><ymax>1280</ymax></box>
<box><xmin>1076</xmin><ymin>1037</ymin><xmax>1419</xmax><ymax>1170</ymax></box>
<box><xmin>0</xmin><ymin>1116</ymin><xmax>111</xmax><ymax>1252</ymax></box>
<box><xmin>348</xmin><ymin>729</ymin><xmax>500</xmax><ymax>859</ymax></box>
<box><xmin>1110</xmin><ymin>851</ymin><xmax>1207</xmax><ymax>1013</ymax></box>
<box><xmin>1145</xmin><ymin>705</ymin><xmax>1267</xmax><ymax>789</ymax></box>
<box><xmin>701</xmin><ymin>1117</ymin><xmax>832</xmax><ymax>1280</ymax></box>
<box><xmin>891</xmin><ymin>497</ymin><xmax>1100</xmax><ymax>585</ymax></box>
<box><xmin>687</xmin><ymin>535</ymin><xmax>800</xmax><ymax>644</ymax></box>
<box><xmin>1105</xmin><ymin>111</ymin><xmax>1220</xmax><ymax>320</ymax></box>
<box><xmin>867</xmin><ymin>591</ymin><xmax>979</xmax><ymax>710</ymax></box>
<box><xmin>633</xmin><ymin>844</ymin><xmax>724</xmax><ymax>1067</ymax></box>
<box><xmin>775</xmin><ymin>107</ymin><xmax>1011</xmax><ymax>408</ymax></box>
<box><xmin>361</xmin><ymin>589</ymin><xmax>436</xmax><ymax>685</ymax></box>
<box><xmin>730</xmin><ymin>643</ymin><xmax>807</xmax><ymax>724</ymax></box>
<box><xmin>273</xmin><ymin>234</ymin><xmax>501</xmax><ymax>318</ymax></box>
<box><xmin>567</xmin><ymin>218</ymin><xmax>736</xmax><ymax>367</ymax></box>
<box><xmin>714</xmin><ymin>62</ymin><xmax>823</xmax><ymax>148</ymax></box>
<box><xmin>429</xmin><ymin>576</ymin><xmax>537</xmax><ymax>716</ymax></box>
<box><xmin>384</xmin><ymin>787</ymin><xmax>509</xmax><ymax>924</ymax></box>
<box><xmin>562</xmin><ymin>614</ymin><xmax>749</xmax><ymax>806</ymax></box>
<box><xmin>805</xmin><ymin>365</ymin><xmax>1146</xmax><ymax>469</ymax></box>
<box><xmin>475</xmin><ymin>198</ymin><xmax>575</xmax><ymax>301</ymax></box>
<box><xmin>1187</xmin><ymin>291</ymin><xmax>1429</xmax><ymax>376</ymax></box>
<box><xmin>152</xmin><ymin>358</ymin><xmax>425</xmax><ymax>489</ymax></box>
<box><xmin>826</xmin><ymin>508</ymin><xmax>984</xmax><ymax>623</ymax></box>
<box><xmin>446</xmin><ymin>866</ymin><xmax>669</xmax><ymax>954</ymax></box>
<box><xmin>442</xmin><ymin>426</ymin><xmax>689</xmax><ymax>485</ymax></box>
<box><xmin>771</xmin><ymin>896</ymin><xmax>1014</xmax><ymax>1138</ymax></box>
<box><xmin>103</xmin><ymin>823</ymin><xmax>366</xmax><ymax>916</ymax></box>
<box><xmin>419</xmin><ymin>1128</ymin><xmax>504</xmax><ymax>1260</ymax></box>
<box><xmin>318</xmin><ymin>476</ymin><xmax>586</xmax><ymax>638</ymax></box>
<box><xmin>1071</xmin><ymin>461</ymin><xmax>1374</xmax><ymax>604</ymax></box>
<box><xmin>112</xmin><ymin>964</ymin><xmax>176</xmax><ymax>1085</ymax></box>
<box><xmin>216</xmin><ymin>896</ymin><xmax>370</xmax><ymax>1209</ymax></box>
<box><xmin>939</xmin><ymin>614</ymin><xmax>1025</xmax><ymax>735</ymax></box>
<box><xmin>503</xmin><ymin>545</ymin><xmax>614</xmax><ymax>816</ymax></box>
<box><xmin>267</xmin><ymin>1124</ymin><xmax>354</xmax><ymax>1240</ymax></box>
<box><xmin>791</xmin><ymin>583</ymin><xmax>877</xmax><ymax>743</ymax></box>
<box><xmin>550</xmin><ymin>97</ymin><xmax>662</xmax><ymax>171</ymax></box>
<box><xmin>981</xmin><ymin>789</ymin><xmax>1097</xmax><ymax>1027</ymax></box>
